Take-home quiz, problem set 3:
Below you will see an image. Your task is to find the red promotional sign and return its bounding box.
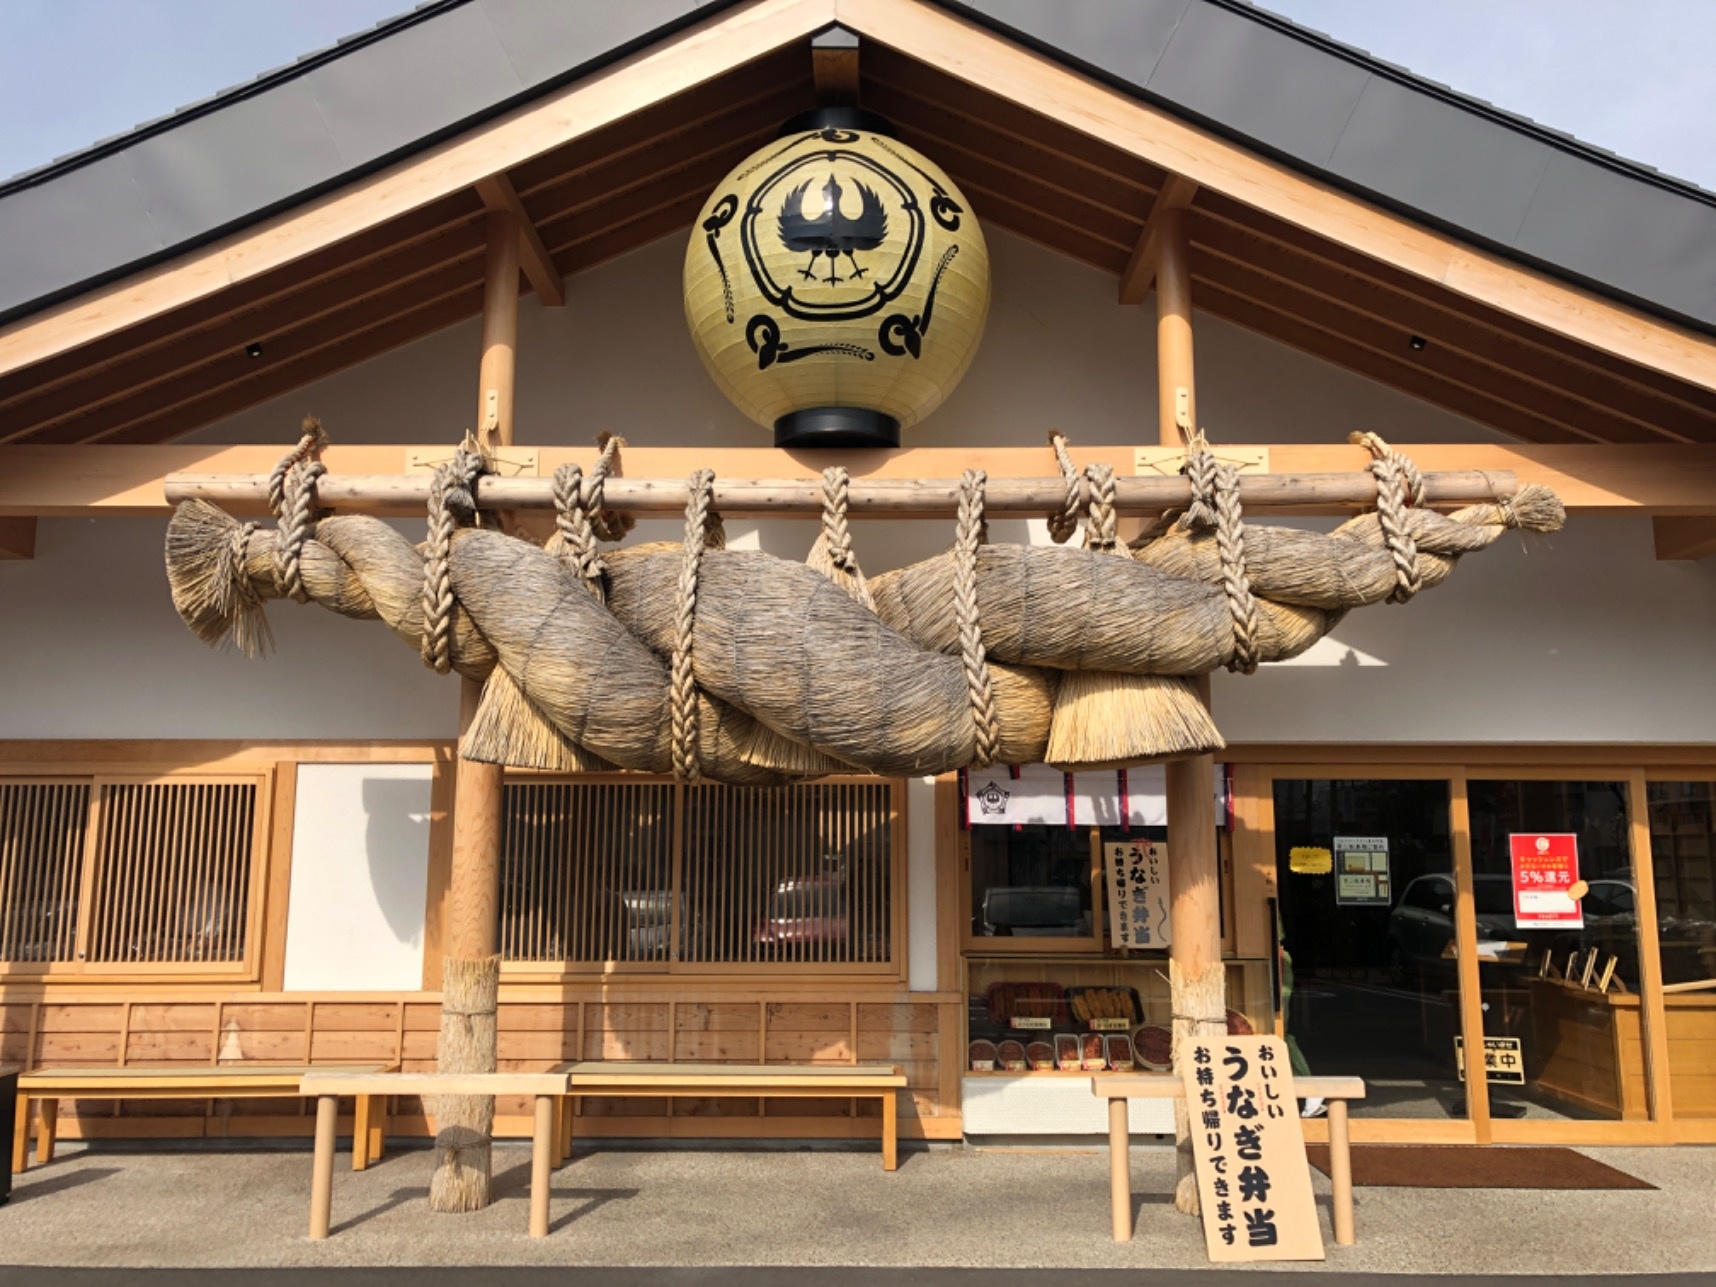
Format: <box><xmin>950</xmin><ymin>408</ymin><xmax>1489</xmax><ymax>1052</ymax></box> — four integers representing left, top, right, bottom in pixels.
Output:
<box><xmin>1508</xmin><ymin>833</ymin><xmax>1583</xmax><ymax>930</ymax></box>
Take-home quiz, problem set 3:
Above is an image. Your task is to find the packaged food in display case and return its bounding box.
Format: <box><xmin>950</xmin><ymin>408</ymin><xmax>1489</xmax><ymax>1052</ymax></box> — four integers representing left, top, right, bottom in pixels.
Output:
<box><xmin>1080</xmin><ymin>1032</ymin><xmax>1107</xmax><ymax>1071</ymax></box>
<box><xmin>1104</xmin><ymin>1034</ymin><xmax>1136</xmax><ymax>1072</ymax></box>
<box><xmin>986</xmin><ymin>982</ymin><xmax>1069</xmax><ymax>1029</ymax></box>
<box><xmin>969</xmin><ymin>1039</ymin><xmax>997</xmax><ymax>1072</ymax></box>
<box><xmin>1026</xmin><ymin>1041</ymin><xmax>1056</xmax><ymax>1071</ymax></box>
<box><xmin>1055</xmin><ymin>1034</ymin><xmax>1082</xmax><ymax>1071</ymax></box>
<box><xmin>997</xmin><ymin>1039</ymin><xmax>1028</xmax><ymax>1071</ymax></box>
<box><xmin>1068</xmin><ymin>985</ymin><xmax>1143</xmax><ymax>1031</ymax></box>
<box><xmin>1134</xmin><ymin>1024</ymin><xmax>1173</xmax><ymax>1071</ymax></box>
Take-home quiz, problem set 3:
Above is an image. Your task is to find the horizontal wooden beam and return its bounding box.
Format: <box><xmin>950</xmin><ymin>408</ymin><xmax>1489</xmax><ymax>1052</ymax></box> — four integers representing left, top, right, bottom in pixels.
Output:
<box><xmin>4</xmin><ymin>442</ymin><xmax>1715</xmax><ymax>519</ymax></box>
<box><xmin>1652</xmin><ymin>516</ymin><xmax>1716</xmax><ymax>560</ymax></box>
<box><xmin>0</xmin><ymin>516</ymin><xmax>35</xmax><ymax>559</ymax></box>
<box><xmin>474</xmin><ymin>174</ymin><xmax>565</xmax><ymax>307</ymax></box>
<box><xmin>1118</xmin><ymin>175</ymin><xmax>1198</xmax><ymax>305</ymax></box>
<box><xmin>162</xmin><ymin>467</ymin><xmax>1517</xmax><ymax>517</ymax></box>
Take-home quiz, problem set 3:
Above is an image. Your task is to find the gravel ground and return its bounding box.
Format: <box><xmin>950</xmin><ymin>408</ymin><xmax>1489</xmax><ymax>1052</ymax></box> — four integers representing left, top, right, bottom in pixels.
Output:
<box><xmin>1</xmin><ymin>1140</ymin><xmax>1712</xmax><ymax>1272</ymax></box>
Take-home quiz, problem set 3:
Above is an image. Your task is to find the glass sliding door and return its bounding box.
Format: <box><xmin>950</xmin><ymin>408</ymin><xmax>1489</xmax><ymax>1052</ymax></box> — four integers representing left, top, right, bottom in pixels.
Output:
<box><xmin>1645</xmin><ymin>781</ymin><xmax>1716</xmax><ymax>1120</ymax></box>
<box><xmin>1272</xmin><ymin>778</ymin><xmax>1465</xmax><ymax>1119</ymax></box>
<box><xmin>1466</xmin><ymin>779</ymin><xmax>1648</xmax><ymax>1120</ymax></box>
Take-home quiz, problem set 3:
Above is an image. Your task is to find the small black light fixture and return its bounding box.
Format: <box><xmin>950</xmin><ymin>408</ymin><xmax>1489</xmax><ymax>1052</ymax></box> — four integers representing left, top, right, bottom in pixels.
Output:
<box><xmin>245</xmin><ymin>342</ymin><xmax>264</xmax><ymax>359</ymax></box>
<box><xmin>1408</xmin><ymin>335</ymin><xmax>1428</xmax><ymax>352</ymax></box>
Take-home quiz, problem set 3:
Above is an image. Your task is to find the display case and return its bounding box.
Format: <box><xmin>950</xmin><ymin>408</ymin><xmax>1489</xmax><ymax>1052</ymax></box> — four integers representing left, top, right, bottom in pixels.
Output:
<box><xmin>958</xmin><ymin>953</ymin><xmax>1274</xmax><ymax>1136</ymax></box>
<box><xmin>964</xmin><ymin>954</ymin><xmax>1274</xmax><ymax>1076</ymax></box>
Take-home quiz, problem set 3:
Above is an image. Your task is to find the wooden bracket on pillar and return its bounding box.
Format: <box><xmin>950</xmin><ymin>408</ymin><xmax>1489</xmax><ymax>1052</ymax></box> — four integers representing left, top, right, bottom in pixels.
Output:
<box><xmin>1652</xmin><ymin>516</ymin><xmax>1716</xmax><ymax>560</ymax></box>
<box><xmin>474</xmin><ymin>173</ymin><xmax>565</xmax><ymax>308</ymax></box>
<box><xmin>812</xmin><ymin>24</ymin><xmax>860</xmax><ymax>105</ymax></box>
<box><xmin>0</xmin><ymin>516</ymin><xmax>36</xmax><ymax>560</ymax></box>
<box><xmin>1119</xmin><ymin>175</ymin><xmax>1199</xmax><ymax>306</ymax></box>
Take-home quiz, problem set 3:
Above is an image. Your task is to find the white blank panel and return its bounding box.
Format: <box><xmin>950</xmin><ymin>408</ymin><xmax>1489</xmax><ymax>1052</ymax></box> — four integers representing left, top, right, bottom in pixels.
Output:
<box><xmin>907</xmin><ymin>776</ymin><xmax>938</xmax><ymax>991</ymax></box>
<box><xmin>283</xmin><ymin>763</ymin><xmax>432</xmax><ymax>992</ymax></box>
<box><xmin>961</xmin><ymin>1076</ymin><xmax>1174</xmax><ymax>1135</ymax></box>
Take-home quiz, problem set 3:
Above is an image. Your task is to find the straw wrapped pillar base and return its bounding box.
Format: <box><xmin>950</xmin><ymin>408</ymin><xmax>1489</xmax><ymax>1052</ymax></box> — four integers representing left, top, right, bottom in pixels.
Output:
<box><xmin>1170</xmin><ymin>956</ymin><xmax>1227</xmax><ymax>1215</ymax></box>
<box><xmin>430</xmin><ymin>953</ymin><xmax>500</xmax><ymax>1212</ymax></box>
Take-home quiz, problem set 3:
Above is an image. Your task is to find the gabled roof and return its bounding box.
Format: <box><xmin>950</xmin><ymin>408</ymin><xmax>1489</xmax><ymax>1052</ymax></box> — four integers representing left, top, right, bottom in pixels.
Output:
<box><xmin>0</xmin><ymin>0</ymin><xmax>1712</xmax><ymax>451</ymax></box>
<box><xmin>2</xmin><ymin>0</ymin><xmax>1712</xmax><ymax>334</ymax></box>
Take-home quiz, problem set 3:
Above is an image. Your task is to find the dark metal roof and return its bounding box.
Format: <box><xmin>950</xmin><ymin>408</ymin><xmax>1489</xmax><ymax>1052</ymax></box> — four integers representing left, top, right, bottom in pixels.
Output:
<box><xmin>945</xmin><ymin>0</ymin><xmax>1716</xmax><ymax>335</ymax></box>
<box><xmin>2</xmin><ymin>0</ymin><xmax>1714</xmax><ymax>336</ymax></box>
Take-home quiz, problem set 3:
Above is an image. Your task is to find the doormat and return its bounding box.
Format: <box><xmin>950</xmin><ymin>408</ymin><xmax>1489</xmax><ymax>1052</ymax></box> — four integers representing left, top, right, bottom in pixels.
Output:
<box><xmin>1305</xmin><ymin>1144</ymin><xmax>1655</xmax><ymax>1190</ymax></box>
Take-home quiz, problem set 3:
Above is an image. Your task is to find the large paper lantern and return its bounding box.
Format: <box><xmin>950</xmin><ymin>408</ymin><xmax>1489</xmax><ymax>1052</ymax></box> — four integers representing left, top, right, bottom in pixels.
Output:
<box><xmin>684</xmin><ymin>109</ymin><xmax>990</xmax><ymax>447</ymax></box>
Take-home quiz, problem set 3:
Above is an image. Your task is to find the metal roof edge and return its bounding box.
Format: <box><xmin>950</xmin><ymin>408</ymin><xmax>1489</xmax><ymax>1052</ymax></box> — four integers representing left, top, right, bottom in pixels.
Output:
<box><xmin>929</xmin><ymin>0</ymin><xmax>1716</xmax><ymax>339</ymax></box>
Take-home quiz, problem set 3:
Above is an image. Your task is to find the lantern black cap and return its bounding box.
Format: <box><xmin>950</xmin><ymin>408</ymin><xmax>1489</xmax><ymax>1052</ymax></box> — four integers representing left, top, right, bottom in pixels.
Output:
<box><xmin>775</xmin><ymin>407</ymin><xmax>900</xmax><ymax>449</ymax></box>
<box><xmin>777</xmin><ymin>107</ymin><xmax>896</xmax><ymax>138</ymax></box>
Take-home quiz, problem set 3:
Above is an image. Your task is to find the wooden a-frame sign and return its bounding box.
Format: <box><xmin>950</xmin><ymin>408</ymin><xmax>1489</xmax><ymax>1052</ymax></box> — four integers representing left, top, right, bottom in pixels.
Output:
<box><xmin>1182</xmin><ymin>1035</ymin><xmax>1324</xmax><ymax>1261</ymax></box>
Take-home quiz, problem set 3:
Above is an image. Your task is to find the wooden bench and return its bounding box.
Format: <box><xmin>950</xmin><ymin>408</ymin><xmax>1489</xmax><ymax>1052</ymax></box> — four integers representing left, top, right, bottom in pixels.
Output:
<box><xmin>12</xmin><ymin>1064</ymin><xmax>395</xmax><ymax>1178</ymax></box>
<box><xmin>1092</xmin><ymin>1073</ymin><xmax>1367</xmax><ymax>1245</ymax></box>
<box><xmin>300</xmin><ymin>1071</ymin><xmax>569</xmax><ymax>1239</ymax></box>
<box><xmin>557</xmin><ymin>1062</ymin><xmax>908</xmax><ymax>1170</ymax></box>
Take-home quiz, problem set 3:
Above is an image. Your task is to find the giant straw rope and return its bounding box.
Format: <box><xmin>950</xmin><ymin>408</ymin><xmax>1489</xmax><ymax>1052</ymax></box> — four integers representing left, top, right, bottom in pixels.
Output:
<box><xmin>166</xmin><ymin>419</ymin><xmax>1565</xmax><ymax>783</ymax></box>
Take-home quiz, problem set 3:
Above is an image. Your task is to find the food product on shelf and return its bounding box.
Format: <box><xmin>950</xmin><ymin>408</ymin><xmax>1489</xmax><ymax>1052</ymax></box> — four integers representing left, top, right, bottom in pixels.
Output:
<box><xmin>1134</xmin><ymin>1024</ymin><xmax>1173</xmax><ymax>1071</ymax></box>
<box><xmin>1025</xmin><ymin>1041</ymin><xmax>1056</xmax><ymax>1071</ymax></box>
<box><xmin>1105</xmin><ymin>1034</ymin><xmax>1136</xmax><ymax>1072</ymax></box>
<box><xmin>1225</xmin><ymin>1009</ymin><xmax>1255</xmax><ymax>1036</ymax></box>
<box><xmin>985</xmin><ymin>982</ymin><xmax>1070</xmax><ymax>1027</ymax></box>
<box><xmin>968</xmin><ymin>1039</ymin><xmax>998</xmax><ymax>1072</ymax></box>
<box><xmin>1081</xmin><ymin>1031</ymin><xmax>1107</xmax><ymax>1071</ymax></box>
<box><xmin>1068</xmin><ymin>986</ymin><xmax>1143</xmax><ymax>1028</ymax></box>
<box><xmin>997</xmin><ymin>1039</ymin><xmax>1028</xmax><ymax>1071</ymax></box>
<box><xmin>1055</xmin><ymin>1034</ymin><xmax>1082</xmax><ymax>1071</ymax></box>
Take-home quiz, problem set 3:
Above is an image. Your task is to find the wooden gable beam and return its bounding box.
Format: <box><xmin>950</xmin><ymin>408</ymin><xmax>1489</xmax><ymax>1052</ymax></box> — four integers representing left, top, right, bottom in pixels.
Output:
<box><xmin>0</xmin><ymin>516</ymin><xmax>35</xmax><ymax>559</ymax></box>
<box><xmin>0</xmin><ymin>0</ymin><xmax>834</xmax><ymax>379</ymax></box>
<box><xmin>1652</xmin><ymin>517</ymin><xmax>1716</xmax><ymax>561</ymax></box>
<box><xmin>1118</xmin><ymin>175</ymin><xmax>1198</xmax><ymax>306</ymax></box>
<box><xmin>812</xmin><ymin>24</ymin><xmax>860</xmax><ymax>104</ymax></box>
<box><xmin>474</xmin><ymin>175</ymin><xmax>564</xmax><ymax>307</ymax></box>
<box><xmin>836</xmin><ymin>0</ymin><xmax>1716</xmax><ymax>394</ymax></box>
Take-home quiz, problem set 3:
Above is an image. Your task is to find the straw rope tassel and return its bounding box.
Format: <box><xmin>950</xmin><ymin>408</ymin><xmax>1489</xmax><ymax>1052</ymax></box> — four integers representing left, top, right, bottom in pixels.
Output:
<box><xmin>672</xmin><ymin>470</ymin><xmax>716</xmax><ymax>783</ymax></box>
<box><xmin>955</xmin><ymin>470</ymin><xmax>1001</xmax><ymax>768</ymax></box>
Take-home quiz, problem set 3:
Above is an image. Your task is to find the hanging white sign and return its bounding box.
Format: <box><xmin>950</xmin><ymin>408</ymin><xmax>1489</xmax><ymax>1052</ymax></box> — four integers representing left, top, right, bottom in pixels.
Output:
<box><xmin>1104</xmin><ymin>839</ymin><xmax>1171</xmax><ymax>950</ymax></box>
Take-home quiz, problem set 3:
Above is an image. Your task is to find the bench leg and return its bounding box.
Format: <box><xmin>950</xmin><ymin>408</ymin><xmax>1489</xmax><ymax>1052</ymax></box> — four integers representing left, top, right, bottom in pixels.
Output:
<box><xmin>559</xmin><ymin>1094</ymin><xmax>575</xmax><ymax>1166</ymax></box>
<box><xmin>370</xmin><ymin>1096</ymin><xmax>388</xmax><ymax>1165</ymax></box>
<box><xmin>1328</xmin><ymin>1097</ymin><xmax>1354</xmax><ymax>1246</ymax></box>
<box><xmin>10</xmin><ymin>1094</ymin><xmax>29</xmax><ymax>1176</ymax></box>
<box><xmin>352</xmin><ymin>1094</ymin><xmax>372</xmax><ymax>1172</ymax></box>
<box><xmin>35</xmin><ymin>1098</ymin><xmax>57</xmax><ymax>1167</ymax></box>
<box><xmin>1108</xmin><ymin>1097</ymin><xmax>1132</xmax><ymax>1242</ymax></box>
<box><xmin>309</xmin><ymin>1094</ymin><xmax>338</xmax><ymax>1240</ymax></box>
<box><xmin>881</xmin><ymin>1091</ymin><xmax>898</xmax><ymax>1172</ymax></box>
<box><xmin>530</xmin><ymin>1095</ymin><xmax>554</xmax><ymax>1238</ymax></box>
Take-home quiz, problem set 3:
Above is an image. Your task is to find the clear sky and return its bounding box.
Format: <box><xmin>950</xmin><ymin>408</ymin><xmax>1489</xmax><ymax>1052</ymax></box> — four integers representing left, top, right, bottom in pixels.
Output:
<box><xmin>2</xmin><ymin>0</ymin><xmax>1713</xmax><ymax>188</ymax></box>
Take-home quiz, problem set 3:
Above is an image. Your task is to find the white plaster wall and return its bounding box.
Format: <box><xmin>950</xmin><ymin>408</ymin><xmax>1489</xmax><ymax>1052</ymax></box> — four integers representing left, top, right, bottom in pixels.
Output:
<box><xmin>282</xmin><ymin>763</ymin><xmax>432</xmax><ymax>991</ymax></box>
<box><xmin>4</xmin><ymin>227</ymin><xmax>1708</xmax><ymax>747</ymax></box>
<box><xmin>907</xmin><ymin>776</ymin><xmax>939</xmax><ymax>991</ymax></box>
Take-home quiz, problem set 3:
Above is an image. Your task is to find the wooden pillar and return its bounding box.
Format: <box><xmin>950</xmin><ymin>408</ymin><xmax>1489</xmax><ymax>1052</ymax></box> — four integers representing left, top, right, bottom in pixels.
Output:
<box><xmin>429</xmin><ymin>208</ymin><xmax>519</xmax><ymax>1213</ymax></box>
<box><xmin>1156</xmin><ymin>206</ymin><xmax>1225</xmax><ymax>1216</ymax></box>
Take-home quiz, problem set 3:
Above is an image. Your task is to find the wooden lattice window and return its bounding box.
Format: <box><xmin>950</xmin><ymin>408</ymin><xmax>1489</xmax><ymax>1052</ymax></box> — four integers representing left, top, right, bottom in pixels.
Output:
<box><xmin>0</xmin><ymin>774</ymin><xmax>270</xmax><ymax>978</ymax></box>
<box><xmin>500</xmin><ymin>780</ymin><xmax>675</xmax><ymax>964</ymax></box>
<box><xmin>499</xmin><ymin>776</ymin><xmax>902</xmax><ymax>975</ymax></box>
<box><xmin>0</xmin><ymin>780</ymin><xmax>89</xmax><ymax>964</ymax></box>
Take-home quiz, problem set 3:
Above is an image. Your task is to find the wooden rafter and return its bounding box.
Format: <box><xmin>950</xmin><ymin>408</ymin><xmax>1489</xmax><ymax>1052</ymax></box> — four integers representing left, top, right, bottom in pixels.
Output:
<box><xmin>1651</xmin><ymin>517</ymin><xmax>1716</xmax><ymax>561</ymax></box>
<box><xmin>6</xmin><ymin>442</ymin><xmax>1716</xmax><ymax>519</ymax></box>
<box><xmin>474</xmin><ymin>175</ymin><xmax>565</xmax><ymax>307</ymax></box>
<box><xmin>1118</xmin><ymin>175</ymin><xmax>1199</xmax><ymax>306</ymax></box>
<box><xmin>0</xmin><ymin>516</ymin><xmax>35</xmax><ymax>560</ymax></box>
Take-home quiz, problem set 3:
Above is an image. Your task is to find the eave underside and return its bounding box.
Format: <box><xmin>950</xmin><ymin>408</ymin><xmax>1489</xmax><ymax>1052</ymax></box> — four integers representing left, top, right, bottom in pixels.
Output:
<box><xmin>1</xmin><ymin>35</ymin><xmax>1714</xmax><ymax>451</ymax></box>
